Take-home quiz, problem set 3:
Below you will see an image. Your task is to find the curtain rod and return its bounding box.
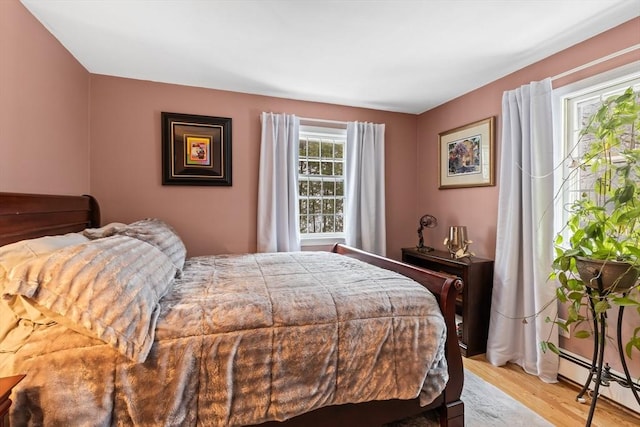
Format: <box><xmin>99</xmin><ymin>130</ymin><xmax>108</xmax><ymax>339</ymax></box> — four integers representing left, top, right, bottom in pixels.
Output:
<box><xmin>259</xmin><ymin>114</ymin><xmax>348</xmax><ymax>126</ymax></box>
<box><xmin>551</xmin><ymin>44</ymin><xmax>640</xmax><ymax>81</ymax></box>
<box><xmin>298</xmin><ymin>116</ymin><xmax>348</xmax><ymax>126</ymax></box>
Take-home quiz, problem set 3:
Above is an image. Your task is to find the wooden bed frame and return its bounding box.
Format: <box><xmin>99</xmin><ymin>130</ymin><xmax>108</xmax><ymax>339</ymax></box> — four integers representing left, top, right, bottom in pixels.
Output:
<box><xmin>0</xmin><ymin>192</ymin><xmax>464</xmax><ymax>427</ymax></box>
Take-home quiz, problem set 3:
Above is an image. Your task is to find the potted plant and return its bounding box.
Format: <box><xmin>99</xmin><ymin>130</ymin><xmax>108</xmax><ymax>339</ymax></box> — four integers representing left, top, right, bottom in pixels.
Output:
<box><xmin>546</xmin><ymin>87</ymin><xmax>640</xmax><ymax>359</ymax></box>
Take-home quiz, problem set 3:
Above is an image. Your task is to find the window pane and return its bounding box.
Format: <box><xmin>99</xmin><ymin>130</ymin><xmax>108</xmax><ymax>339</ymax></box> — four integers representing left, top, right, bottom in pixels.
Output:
<box><xmin>321</xmin><ymin>161</ymin><xmax>333</xmax><ymax>175</ymax></box>
<box><xmin>335</xmin><ymin>143</ymin><xmax>343</xmax><ymax>159</ymax></box>
<box><xmin>308</xmin><ymin>161</ymin><xmax>320</xmax><ymax>175</ymax></box>
<box><xmin>309</xmin><ymin>198</ymin><xmax>321</xmax><ymax>214</ymax></box>
<box><xmin>312</xmin><ymin>215</ymin><xmax>322</xmax><ymax>232</ymax></box>
<box><xmin>299</xmin><ymin>216</ymin><xmax>308</xmax><ymax>233</ymax></box>
<box><xmin>307</xmin><ymin>216</ymin><xmax>317</xmax><ymax>233</ymax></box>
<box><xmin>335</xmin><ymin>214</ymin><xmax>344</xmax><ymax>232</ymax></box>
<box><xmin>299</xmin><ymin>180</ymin><xmax>309</xmax><ymax>196</ymax></box>
<box><xmin>299</xmin><ymin>199</ymin><xmax>308</xmax><ymax>214</ymax></box>
<box><xmin>322</xmin><ymin>199</ymin><xmax>335</xmax><ymax>214</ymax></box>
<box><xmin>335</xmin><ymin>181</ymin><xmax>344</xmax><ymax>196</ymax></box>
<box><xmin>321</xmin><ymin>142</ymin><xmax>334</xmax><ymax>159</ymax></box>
<box><xmin>308</xmin><ymin>140</ymin><xmax>320</xmax><ymax>157</ymax></box>
<box><xmin>336</xmin><ymin>198</ymin><xmax>344</xmax><ymax>214</ymax></box>
<box><xmin>335</xmin><ymin>162</ymin><xmax>343</xmax><ymax>176</ymax></box>
<box><xmin>323</xmin><ymin>215</ymin><xmax>335</xmax><ymax>232</ymax></box>
<box><xmin>299</xmin><ymin>140</ymin><xmax>307</xmax><ymax>157</ymax></box>
<box><xmin>309</xmin><ymin>181</ymin><xmax>322</xmax><ymax>196</ymax></box>
<box><xmin>323</xmin><ymin>181</ymin><xmax>335</xmax><ymax>196</ymax></box>
<box><xmin>573</xmin><ymin>90</ymin><xmax>640</xmax><ymax>211</ymax></box>
<box><xmin>299</xmin><ymin>160</ymin><xmax>308</xmax><ymax>174</ymax></box>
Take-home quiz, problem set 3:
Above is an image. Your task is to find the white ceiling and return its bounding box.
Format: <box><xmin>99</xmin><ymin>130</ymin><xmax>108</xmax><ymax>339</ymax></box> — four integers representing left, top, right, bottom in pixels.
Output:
<box><xmin>21</xmin><ymin>0</ymin><xmax>640</xmax><ymax>114</ymax></box>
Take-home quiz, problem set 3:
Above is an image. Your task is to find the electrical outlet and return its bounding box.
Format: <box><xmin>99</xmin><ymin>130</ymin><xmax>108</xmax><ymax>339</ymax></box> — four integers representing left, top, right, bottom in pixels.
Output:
<box><xmin>558</xmin><ymin>318</ymin><xmax>570</xmax><ymax>338</ymax></box>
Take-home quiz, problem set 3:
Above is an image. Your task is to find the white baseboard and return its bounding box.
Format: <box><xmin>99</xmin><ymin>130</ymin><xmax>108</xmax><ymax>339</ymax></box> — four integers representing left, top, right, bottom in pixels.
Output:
<box><xmin>559</xmin><ymin>350</ymin><xmax>640</xmax><ymax>415</ymax></box>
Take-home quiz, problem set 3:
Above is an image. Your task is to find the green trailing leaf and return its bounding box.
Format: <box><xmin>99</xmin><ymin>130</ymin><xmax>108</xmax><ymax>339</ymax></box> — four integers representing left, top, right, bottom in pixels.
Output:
<box><xmin>624</xmin><ymin>246</ymin><xmax>640</xmax><ymax>258</ymax></box>
<box><xmin>558</xmin><ymin>271</ymin><xmax>568</xmax><ymax>286</ymax></box>
<box><xmin>540</xmin><ymin>341</ymin><xmax>548</xmax><ymax>353</ymax></box>
<box><xmin>542</xmin><ymin>341</ymin><xmax>560</xmax><ymax>355</ymax></box>
<box><xmin>568</xmin><ymin>306</ymin><xmax>579</xmax><ymax>322</ymax></box>
<box><xmin>568</xmin><ymin>291</ymin><xmax>584</xmax><ymax>301</ymax></box>
<box><xmin>575</xmin><ymin>330</ymin><xmax>592</xmax><ymax>339</ymax></box>
<box><xmin>594</xmin><ymin>300</ymin><xmax>610</xmax><ymax>314</ymax></box>
<box><xmin>556</xmin><ymin>321</ymin><xmax>569</xmax><ymax>332</ymax></box>
<box><xmin>572</xmin><ymin>228</ymin><xmax>586</xmax><ymax>242</ymax></box>
<box><xmin>567</xmin><ymin>278</ymin><xmax>582</xmax><ymax>291</ymax></box>
<box><xmin>556</xmin><ymin>287</ymin><xmax>568</xmax><ymax>303</ymax></box>
<box><xmin>612</xmin><ymin>296</ymin><xmax>640</xmax><ymax>306</ymax></box>
<box><xmin>626</xmin><ymin>338</ymin><xmax>639</xmax><ymax>359</ymax></box>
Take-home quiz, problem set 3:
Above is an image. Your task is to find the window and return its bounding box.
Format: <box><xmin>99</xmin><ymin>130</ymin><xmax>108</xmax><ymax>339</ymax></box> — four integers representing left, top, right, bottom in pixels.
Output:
<box><xmin>298</xmin><ymin>125</ymin><xmax>346</xmax><ymax>244</ymax></box>
<box><xmin>554</xmin><ymin>66</ymin><xmax>640</xmax><ymax>237</ymax></box>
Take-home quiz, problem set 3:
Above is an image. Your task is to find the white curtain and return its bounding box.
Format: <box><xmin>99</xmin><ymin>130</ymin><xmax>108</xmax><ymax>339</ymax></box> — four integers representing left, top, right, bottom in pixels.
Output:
<box><xmin>345</xmin><ymin>122</ymin><xmax>386</xmax><ymax>256</ymax></box>
<box><xmin>257</xmin><ymin>112</ymin><xmax>301</xmax><ymax>252</ymax></box>
<box><xmin>486</xmin><ymin>79</ymin><xmax>559</xmax><ymax>382</ymax></box>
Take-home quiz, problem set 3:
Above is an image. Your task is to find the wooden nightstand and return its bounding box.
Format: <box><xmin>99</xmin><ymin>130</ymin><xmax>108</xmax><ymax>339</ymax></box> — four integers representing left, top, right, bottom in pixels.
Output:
<box><xmin>402</xmin><ymin>248</ymin><xmax>494</xmax><ymax>357</ymax></box>
<box><xmin>0</xmin><ymin>375</ymin><xmax>25</xmax><ymax>427</ymax></box>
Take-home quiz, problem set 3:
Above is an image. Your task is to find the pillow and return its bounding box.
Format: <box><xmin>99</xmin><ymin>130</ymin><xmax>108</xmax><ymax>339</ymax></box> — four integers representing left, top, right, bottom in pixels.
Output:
<box><xmin>0</xmin><ymin>295</ymin><xmax>56</xmax><ymax>353</ymax></box>
<box><xmin>85</xmin><ymin>218</ymin><xmax>186</xmax><ymax>272</ymax></box>
<box><xmin>0</xmin><ymin>233</ymin><xmax>90</xmax><ymax>284</ymax></box>
<box><xmin>2</xmin><ymin>235</ymin><xmax>177</xmax><ymax>363</ymax></box>
<box><xmin>119</xmin><ymin>218</ymin><xmax>186</xmax><ymax>271</ymax></box>
<box><xmin>0</xmin><ymin>233</ymin><xmax>92</xmax><ymax>351</ymax></box>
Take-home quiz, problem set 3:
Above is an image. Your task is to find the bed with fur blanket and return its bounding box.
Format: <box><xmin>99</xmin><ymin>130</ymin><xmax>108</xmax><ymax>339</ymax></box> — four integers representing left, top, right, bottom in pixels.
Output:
<box><xmin>0</xmin><ymin>192</ymin><xmax>464</xmax><ymax>427</ymax></box>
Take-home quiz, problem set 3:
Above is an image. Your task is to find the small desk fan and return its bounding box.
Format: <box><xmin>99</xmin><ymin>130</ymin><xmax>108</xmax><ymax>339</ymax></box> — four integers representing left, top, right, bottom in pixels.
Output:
<box><xmin>416</xmin><ymin>214</ymin><xmax>437</xmax><ymax>251</ymax></box>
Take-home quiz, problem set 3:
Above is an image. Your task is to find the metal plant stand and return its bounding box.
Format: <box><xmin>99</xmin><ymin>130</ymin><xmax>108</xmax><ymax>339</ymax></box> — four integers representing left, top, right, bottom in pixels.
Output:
<box><xmin>576</xmin><ymin>282</ymin><xmax>640</xmax><ymax>426</ymax></box>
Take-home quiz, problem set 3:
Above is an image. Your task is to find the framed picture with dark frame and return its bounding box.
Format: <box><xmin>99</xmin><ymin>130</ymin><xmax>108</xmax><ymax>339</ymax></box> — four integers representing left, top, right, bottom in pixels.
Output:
<box><xmin>162</xmin><ymin>112</ymin><xmax>232</xmax><ymax>186</ymax></box>
<box><xmin>438</xmin><ymin>116</ymin><xmax>495</xmax><ymax>189</ymax></box>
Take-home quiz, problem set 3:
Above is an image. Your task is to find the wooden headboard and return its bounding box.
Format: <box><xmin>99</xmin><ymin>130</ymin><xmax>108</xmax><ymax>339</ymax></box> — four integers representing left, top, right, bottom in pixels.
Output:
<box><xmin>0</xmin><ymin>192</ymin><xmax>100</xmax><ymax>246</ymax></box>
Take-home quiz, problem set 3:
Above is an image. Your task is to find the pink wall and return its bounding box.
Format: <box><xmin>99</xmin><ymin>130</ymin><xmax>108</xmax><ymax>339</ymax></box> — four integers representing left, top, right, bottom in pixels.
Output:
<box><xmin>417</xmin><ymin>18</ymin><xmax>640</xmax><ymax>259</ymax></box>
<box><xmin>417</xmin><ymin>18</ymin><xmax>640</xmax><ymax>376</ymax></box>
<box><xmin>0</xmin><ymin>0</ymin><xmax>90</xmax><ymax>195</ymax></box>
<box><xmin>89</xmin><ymin>75</ymin><xmax>418</xmax><ymax>258</ymax></box>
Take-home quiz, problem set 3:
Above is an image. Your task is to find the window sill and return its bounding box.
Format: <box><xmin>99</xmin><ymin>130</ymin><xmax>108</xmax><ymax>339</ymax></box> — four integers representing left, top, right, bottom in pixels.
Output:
<box><xmin>300</xmin><ymin>235</ymin><xmax>346</xmax><ymax>248</ymax></box>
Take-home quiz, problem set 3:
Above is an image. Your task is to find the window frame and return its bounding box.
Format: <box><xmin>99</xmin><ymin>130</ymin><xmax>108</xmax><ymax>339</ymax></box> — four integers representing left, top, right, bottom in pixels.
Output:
<box><xmin>552</xmin><ymin>62</ymin><xmax>640</xmax><ymax>241</ymax></box>
<box><xmin>298</xmin><ymin>123</ymin><xmax>347</xmax><ymax>247</ymax></box>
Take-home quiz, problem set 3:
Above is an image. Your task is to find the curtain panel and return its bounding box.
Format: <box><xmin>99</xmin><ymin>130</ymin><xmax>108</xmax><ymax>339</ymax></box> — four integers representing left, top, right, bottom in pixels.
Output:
<box><xmin>345</xmin><ymin>122</ymin><xmax>386</xmax><ymax>256</ymax></box>
<box><xmin>257</xmin><ymin>112</ymin><xmax>301</xmax><ymax>252</ymax></box>
<box><xmin>486</xmin><ymin>79</ymin><xmax>559</xmax><ymax>382</ymax></box>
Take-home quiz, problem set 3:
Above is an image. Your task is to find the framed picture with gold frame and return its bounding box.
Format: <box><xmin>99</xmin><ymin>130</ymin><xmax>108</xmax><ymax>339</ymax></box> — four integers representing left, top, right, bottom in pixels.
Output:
<box><xmin>162</xmin><ymin>112</ymin><xmax>232</xmax><ymax>186</ymax></box>
<box><xmin>438</xmin><ymin>116</ymin><xmax>495</xmax><ymax>189</ymax></box>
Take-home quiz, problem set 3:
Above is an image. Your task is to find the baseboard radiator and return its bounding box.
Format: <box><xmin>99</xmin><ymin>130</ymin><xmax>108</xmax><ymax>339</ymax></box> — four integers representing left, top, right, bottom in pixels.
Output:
<box><xmin>559</xmin><ymin>350</ymin><xmax>640</xmax><ymax>415</ymax></box>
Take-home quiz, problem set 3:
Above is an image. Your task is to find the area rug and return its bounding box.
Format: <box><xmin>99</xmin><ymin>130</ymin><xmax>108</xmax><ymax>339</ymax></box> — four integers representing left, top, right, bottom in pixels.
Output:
<box><xmin>386</xmin><ymin>369</ymin><xmax>554</xmax><ymax>427</ymax></box>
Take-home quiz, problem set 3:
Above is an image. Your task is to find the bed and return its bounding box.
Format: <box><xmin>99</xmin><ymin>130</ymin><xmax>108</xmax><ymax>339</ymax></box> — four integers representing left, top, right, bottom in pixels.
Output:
<box><xmin>0</xmin><ymin>192</ymin><xmax>464</xmax><ymax>427</ymax></box>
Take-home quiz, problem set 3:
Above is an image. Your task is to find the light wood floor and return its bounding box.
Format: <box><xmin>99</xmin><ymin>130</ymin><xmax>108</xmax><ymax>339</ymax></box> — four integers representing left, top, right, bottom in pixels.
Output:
<box><xmin>463</xmin><ymin>355</ymin><xmax>639</xmax><ymax>426</ymax></box>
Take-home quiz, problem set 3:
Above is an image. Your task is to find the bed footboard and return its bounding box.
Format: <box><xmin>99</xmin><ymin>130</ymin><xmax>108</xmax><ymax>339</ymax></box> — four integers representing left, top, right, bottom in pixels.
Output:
<box><xmin>332</xmin><ymin>244</ymin><xmax>464</xmax><ymax>427</ymax></box>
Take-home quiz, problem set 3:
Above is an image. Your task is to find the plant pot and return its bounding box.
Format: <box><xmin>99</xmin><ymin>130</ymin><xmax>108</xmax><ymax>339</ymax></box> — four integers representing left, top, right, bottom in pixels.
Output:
<box><xmin>576</xmin><ymin>257</ymin><xmax>640</xmax><ymax>292</ymax></box>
